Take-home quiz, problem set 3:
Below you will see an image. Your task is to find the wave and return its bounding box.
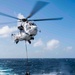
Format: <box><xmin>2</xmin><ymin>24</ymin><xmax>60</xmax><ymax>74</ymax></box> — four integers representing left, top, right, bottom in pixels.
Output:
<box><xmin>32</xmin><ymin>72</ymin><xmax>58</xmax><ymax>75</ymax></box>
<box><xmin>0</xmin><ymin>68</ymin><xmax>17</xmax><ymax>75</ymax></box>
<box><xmin>0</xmin><ymin>69</ymin><xmax>12</xmax><ymax>72</ymax></box>
<box><xmin>32</xmin><ymin>71</ymin><xmax>71</xmax><ymax>75</ymax></box>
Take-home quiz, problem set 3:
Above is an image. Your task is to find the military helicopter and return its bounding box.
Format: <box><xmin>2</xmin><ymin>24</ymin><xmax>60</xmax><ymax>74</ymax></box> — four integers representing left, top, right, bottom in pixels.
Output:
<box><xmin>0</xmin><ymin>1</ymin><xmax>63</xmax><ymax>44</ymax></box>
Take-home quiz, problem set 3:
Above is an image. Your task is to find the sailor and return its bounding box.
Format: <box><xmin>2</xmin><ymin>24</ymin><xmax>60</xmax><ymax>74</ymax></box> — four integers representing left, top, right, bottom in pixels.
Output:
<box><xmin>25</xmin><ymin>72</ymin><xmax>30</xmax><ymax>75</ymax></box>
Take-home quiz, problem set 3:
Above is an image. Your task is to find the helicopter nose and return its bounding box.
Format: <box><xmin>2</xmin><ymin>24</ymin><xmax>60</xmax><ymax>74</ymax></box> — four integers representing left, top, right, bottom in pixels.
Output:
<box><xmin>33</xmin><ymin>26</ymin><xmax>37</xmax><ymax>30</ymax></box>
<box><xmin>30</xmin><ymin>26</ymin><xmax>37</xmax><ymax>36</ymax></box>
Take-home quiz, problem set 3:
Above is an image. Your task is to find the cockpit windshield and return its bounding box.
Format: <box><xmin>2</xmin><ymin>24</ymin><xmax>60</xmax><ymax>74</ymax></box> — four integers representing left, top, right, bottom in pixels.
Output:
<box><xmin>29</xmin><ymin>22</ymin><xmax>36</xmax><ymax>26</ymax></box>
<box><xmin>32</xmin><ymin>23</ymin><xmax>35</xmax><ymax>25</ymax></box>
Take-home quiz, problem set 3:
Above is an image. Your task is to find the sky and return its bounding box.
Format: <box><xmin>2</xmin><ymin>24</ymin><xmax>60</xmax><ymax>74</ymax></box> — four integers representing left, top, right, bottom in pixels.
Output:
<box><xmin>0</xmin><ymin>0</ymin><xmax>75</xmax><ymax>58</ymax></box>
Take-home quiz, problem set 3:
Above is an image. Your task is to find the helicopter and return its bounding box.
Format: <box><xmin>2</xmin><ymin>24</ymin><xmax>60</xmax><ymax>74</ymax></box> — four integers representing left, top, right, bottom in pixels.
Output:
<box><xmin>0</xmin><ymin>1</ymin><xmax>63</xmax><ymax>44</ymax></box>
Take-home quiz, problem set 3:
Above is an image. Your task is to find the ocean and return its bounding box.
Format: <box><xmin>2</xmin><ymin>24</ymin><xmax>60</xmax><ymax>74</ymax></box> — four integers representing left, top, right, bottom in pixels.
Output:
<box><xmin>0</xmin><ymin>58</ymin><xmax>75</xmax><ymax>75</ymax></box>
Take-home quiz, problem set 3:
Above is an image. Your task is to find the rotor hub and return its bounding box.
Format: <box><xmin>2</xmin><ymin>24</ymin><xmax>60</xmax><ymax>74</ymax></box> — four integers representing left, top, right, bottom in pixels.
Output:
<box><xmin>21</xmin><ymin>18</ymin><xmax>27</xmax><ymax>22</ymax></box>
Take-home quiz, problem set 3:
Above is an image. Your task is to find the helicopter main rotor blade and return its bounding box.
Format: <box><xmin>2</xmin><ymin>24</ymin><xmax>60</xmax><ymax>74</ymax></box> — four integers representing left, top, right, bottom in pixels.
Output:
<box><xmin>26</xmin><ymin>1</ymin><xmax>49</xmax><ymax>19</ymax></box>
<box><xmin>0</xmin><ymin>21</ymin><xmax>18</xmax><ymax>25</ymax></box>
<box><xmin>28</xmin><ymin>17</ymin><xmax>63</xmax><ymax>21</ymax></box>
<box><xmin>0</xmin><ymin>12</ymin><xmax>19</xmax><ymax>20</ymax></box>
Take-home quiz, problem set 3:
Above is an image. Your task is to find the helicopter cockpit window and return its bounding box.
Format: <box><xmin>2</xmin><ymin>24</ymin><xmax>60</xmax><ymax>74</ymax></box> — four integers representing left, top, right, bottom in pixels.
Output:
<box><xmin>26</xmin><ymin>25</ymin><xmax>31</xmax><ymax>30</ymax></box>
<box><xmin>32</xmin><ymin>23</ymin><xmax>35</xmax><ymax>25</ymax></box>
<box><xmin>29</xmin><ymin>23</ymin><xmax>32</xmax><ymax>25</ymax></box>
<box><xmin>29</xmin><ymin>22</ymin><xmax>35</xmax><ymax>25</ymax></box>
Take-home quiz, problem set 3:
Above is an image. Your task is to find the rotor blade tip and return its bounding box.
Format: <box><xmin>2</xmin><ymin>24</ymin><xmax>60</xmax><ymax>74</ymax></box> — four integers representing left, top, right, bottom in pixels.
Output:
<box><xmin>61</xmin><ymin>17</ymin><xmax>63</xmax><ymax>19</ymax></box>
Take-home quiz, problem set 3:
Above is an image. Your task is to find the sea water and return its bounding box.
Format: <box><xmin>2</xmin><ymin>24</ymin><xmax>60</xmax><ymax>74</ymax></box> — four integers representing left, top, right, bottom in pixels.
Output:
<box><xmin>0</xmin><ymin>58</ymin><xmax>75</xmax><ymax>75</ymax></box>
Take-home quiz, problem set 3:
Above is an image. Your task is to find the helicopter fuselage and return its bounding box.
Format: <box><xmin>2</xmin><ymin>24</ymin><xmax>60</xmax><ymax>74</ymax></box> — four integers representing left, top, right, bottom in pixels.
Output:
<box><xmin>12</xmin><ymin>21</ymin><xmax>37</xmax><ymax>44</ymax></box>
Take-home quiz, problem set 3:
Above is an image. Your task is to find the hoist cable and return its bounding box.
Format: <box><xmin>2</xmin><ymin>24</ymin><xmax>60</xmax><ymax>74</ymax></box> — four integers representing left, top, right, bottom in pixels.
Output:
<box><xmin>25</xmin><ymin>41</ymin><xmax>29</xmax><ymax>73</ymax></box>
